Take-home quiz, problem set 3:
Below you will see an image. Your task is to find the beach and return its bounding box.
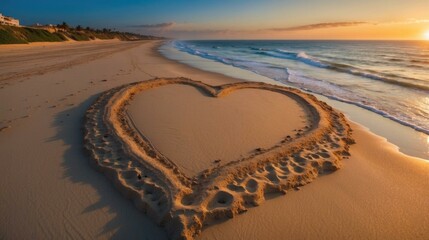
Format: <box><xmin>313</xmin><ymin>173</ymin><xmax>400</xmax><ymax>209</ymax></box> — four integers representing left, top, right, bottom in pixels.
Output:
<box><xmin>0</xmin><ymin>40</ymin><xmax>428</xmax><ymax>239</ymax></box>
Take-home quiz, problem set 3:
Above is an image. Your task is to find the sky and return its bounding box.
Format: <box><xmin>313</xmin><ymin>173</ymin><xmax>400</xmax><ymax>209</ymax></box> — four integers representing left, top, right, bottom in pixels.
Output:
<box><xmin>2</xmin><ymin>0</ymin><xmax>429</xmax><ymax>40</ymax></box>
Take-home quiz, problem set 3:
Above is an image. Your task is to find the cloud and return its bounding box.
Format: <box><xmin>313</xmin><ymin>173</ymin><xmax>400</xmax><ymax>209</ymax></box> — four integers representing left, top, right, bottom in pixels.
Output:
<box><xmin>397</xmin><ymin>19</ymin><xmax>429</xmax><ymax>24</ymax></box>
<box><xmin>128</xmin><ymin>18</ymin><xmax>429</xmax><ymax>39</ymax></box>
<box><xmin>131</xmin><ymin>22</ymin><xmax>175</xmax><ymax>29</ymax></box>
<box><xmin>413</xmin><ymin>19</ymin><xmax>429</xmax><ymax>23</ymax></box>
<box><xmin>268</xmin><ymin>21</ymin><xmax>369</xmax><ymax>31</ymax></box>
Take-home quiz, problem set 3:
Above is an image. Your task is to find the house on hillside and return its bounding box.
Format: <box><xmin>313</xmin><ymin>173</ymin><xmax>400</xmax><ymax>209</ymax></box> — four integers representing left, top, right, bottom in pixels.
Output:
<box><xmin>31</xmin><ymin>23</ymin><xmax>58</xmax><ymax>33</ymax></box>
<box><xmin>0</xmin><ymin>13</ymin><xmax>20</xmax><ymax>26</ymax></box>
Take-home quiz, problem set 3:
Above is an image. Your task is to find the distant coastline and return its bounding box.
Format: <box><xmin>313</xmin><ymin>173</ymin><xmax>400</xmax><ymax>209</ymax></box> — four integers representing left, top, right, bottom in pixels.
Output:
<box><xmin>0</xmin><ymin>22</ymin><xmax>163</xmax><ymax>44</ymax></box>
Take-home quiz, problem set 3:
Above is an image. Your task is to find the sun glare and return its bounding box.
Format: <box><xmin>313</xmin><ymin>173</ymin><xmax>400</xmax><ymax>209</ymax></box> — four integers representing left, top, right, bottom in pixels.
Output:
<box><xmin>424</xmin><ymin>31</ymin><xmax>429</xmax><ymax>40</ymax></box>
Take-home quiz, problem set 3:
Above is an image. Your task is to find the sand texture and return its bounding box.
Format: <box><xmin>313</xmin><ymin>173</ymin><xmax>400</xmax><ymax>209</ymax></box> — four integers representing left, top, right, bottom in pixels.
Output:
<box><xmin>127</xmin><ymin>84</ymin><xmax>310</xmax><ymax>176</ymax></box>
<box><xmin>0</xmin><ymin>39</ymin><xmax>137</xmax><ymax>82</ymax></box>
<box><xmin>83</xmin><ymin>77</ymin><xmax>354</xmax><ymax>239</ymax></box>
<box><xmin>1</xmin><ymin>40</ymin><xmax>428</xmax><ymax>240</ymax></box>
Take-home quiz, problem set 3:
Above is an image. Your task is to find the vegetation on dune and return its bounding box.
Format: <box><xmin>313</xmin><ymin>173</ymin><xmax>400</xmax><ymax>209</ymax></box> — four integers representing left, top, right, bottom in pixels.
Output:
<box><xmin>20</xmin><ymin>27</ymin><xmax>66</xmax><ymax>42</ymax></box>
<box><xmin>0</xmin><ymin>22</ymin><xmax>163</xmax><ymax>44</ymax></box>
<box><xmin>0</xmin><ymin>25</ymin><xmax>66</xmax><ymax>44</ymax></box>
<box><xmin>64</xmin><ymin>31</ymin><xmax>92</xmax><ymax>41</ymax></box>
<box><xmin>0</xmin><ymin>28</ymin><xmax>27</xmax><ymax>44</ymax></box>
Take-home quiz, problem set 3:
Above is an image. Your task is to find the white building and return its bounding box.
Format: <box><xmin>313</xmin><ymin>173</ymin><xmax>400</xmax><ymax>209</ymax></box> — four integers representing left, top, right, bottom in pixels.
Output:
<box><xmin>0</xmin><ymin>13</ymin><xmax>20</xmax><ymax>26</ymax></box>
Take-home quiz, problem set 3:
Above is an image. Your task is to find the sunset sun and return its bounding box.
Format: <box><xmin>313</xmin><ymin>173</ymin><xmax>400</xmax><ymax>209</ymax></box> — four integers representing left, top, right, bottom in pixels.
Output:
<box><xmin>424</xmin><ymin>30</ymin><xmax>429</xmax><ymax>40</ymax></box>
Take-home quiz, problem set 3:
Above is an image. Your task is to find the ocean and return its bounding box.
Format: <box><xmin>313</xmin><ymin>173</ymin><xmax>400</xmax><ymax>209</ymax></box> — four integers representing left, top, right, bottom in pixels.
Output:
<box><xmin>170</xmin><ymin>40</ymin><xmax>429</xmax><ymax>135</ymax></box>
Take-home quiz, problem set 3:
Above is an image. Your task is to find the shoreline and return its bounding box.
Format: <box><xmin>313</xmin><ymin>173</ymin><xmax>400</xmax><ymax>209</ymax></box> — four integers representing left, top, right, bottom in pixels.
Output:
<box><xmin>0</xmin><ymin>40</ymin><xmax>428</xmax><ymax>239</ymax></box>
<box><xmin>169</xmin><ymin>40</ymin><xmax>429</xmax><ymax>136</ymax></box>
<box><xmin>159</xmin><ymin>41</ymin><xmax>429</xmax><ymax>160</ymax></box>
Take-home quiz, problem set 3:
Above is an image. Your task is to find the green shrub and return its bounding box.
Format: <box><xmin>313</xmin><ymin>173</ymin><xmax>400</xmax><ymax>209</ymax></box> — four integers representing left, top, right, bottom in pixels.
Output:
<box><xmin>66</xmin><ymin>31</ymin><xmax>91</xmax><ymax>41</ymax></box>
<box><xmin>0</xmin><ymin>24</ymin><xmax>163</xmax><ymax>45</ymax></box>
<box><xmin>20</xmin><ymin>27</ymin><xmax>66</xmax><ymax>42</ymax></box>
<box><xmin>0</xmin><ymin>28</ymin><xmax>28</xmax><ymax>44</ymax></box>
<box><xmin>0</xmin><ymin>26</ymin><xmax>67</xmax><ymax>44</ymax></box>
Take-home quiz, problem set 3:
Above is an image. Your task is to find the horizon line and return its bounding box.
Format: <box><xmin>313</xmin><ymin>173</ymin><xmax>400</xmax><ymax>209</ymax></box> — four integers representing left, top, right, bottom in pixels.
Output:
<box><xmin>171</xmin><ymin>38</ymin><xmax>429</xmax><ymax>41</ymax></box>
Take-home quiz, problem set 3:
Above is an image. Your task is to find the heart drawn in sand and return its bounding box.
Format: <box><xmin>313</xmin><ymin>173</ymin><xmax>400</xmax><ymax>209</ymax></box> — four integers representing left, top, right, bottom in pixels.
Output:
<box><xmin>84</xmin><ymin>78</ymin><xmax>354</xmax><ymax>239</ymax></box>
<box><xmin>126</xmin><ymin>83</ymin><xmax>311</xmax><ymax>177</ymax></box>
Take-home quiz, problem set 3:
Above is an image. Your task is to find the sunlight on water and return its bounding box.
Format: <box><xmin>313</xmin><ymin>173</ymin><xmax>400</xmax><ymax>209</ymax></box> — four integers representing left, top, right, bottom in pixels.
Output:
<box><xmin>424</xmin><ymin>31</ymin><xmax>429</xmax><ymax>40</ymax></box>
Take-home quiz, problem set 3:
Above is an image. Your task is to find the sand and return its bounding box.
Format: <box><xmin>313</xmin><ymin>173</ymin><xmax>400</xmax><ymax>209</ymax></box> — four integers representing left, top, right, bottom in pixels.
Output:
<box><xmin>84</xmin><ymin>77</ymin><xmax>352</xmax><ymax>238</ymax></box>
<box><xmin>127</xmin><ymin>84</ymin><xmax>309</xmax><ymax>176</ymax></box>
<box><xmin>0</xmin><ymin>40</ymin><xmax>428</xmax><ymax>240</ymax></box>
<box><xmin>200</xmin><ymin>122</ymin><xmax>429</xmax><ymax>240</ymax></box>
<box><xmin>0</xmin><ymin>39</ymin><xmax>137</xmax><ymax>82</ymax></box>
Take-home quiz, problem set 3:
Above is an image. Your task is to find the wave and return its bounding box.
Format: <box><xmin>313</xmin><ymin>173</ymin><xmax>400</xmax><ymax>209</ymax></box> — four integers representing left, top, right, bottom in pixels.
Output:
<box><xmin>411</xmin><ymin>59</ymin><xmax>429</xmax><ymax>64</ymax></box>
<box><xmin>256</xmin><ymin>48</ymin><xmax>429</xmax><ymax>92</ymax></box>
<box><xmin>388</xmin><ymin>58</ymin><xmax>403</xmax><ymax>62</ymax></box>
<box><xmin>175</xmin><ymin>41</ymin><xmax>429</xmax><ymax>92</ymax></box>
<box><xmin>256</xmin><ymin>49</ymin><xmax>327</xmax><ymax>68</ymax></box>
<box><xmin>172</xmin><ymin>41</ymin><xmax>429</xmax><ymax>134</ymax></box>
<box><xmin>250</xmin><ymin>47</ymin><xmax>269</xmax><ymax>51</ymax></box>
<box><xmin>278</xmin><ymin>70</ymin><xmax>429</xmax><ymax>135</ymax></box>
<box><xmin>388</xmin><ymin>58</ymin><xmax>429</xmax><ymax>66</ymax></box>
<box><xmin>174</xmin><ymin>41</ymin><xmax>290</xmax><ymax>82</ymax></box>
<box><xmin>283</xmin><ymin>71</ymin><xmax>429</xmax><ymax>135</ymax></box>
<box><xmin>175</xmin><ymin>42</ymin><xmax>429</xmax><ymax>92</ymax></box>
<box><xmin>308</xmin><ymin>89</ymin><xmax>429</xmax><ymax>135</ymax></box>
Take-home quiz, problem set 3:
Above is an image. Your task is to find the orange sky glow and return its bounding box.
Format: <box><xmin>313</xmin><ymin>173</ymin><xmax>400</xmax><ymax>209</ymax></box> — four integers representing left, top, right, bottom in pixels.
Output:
<box><xmin>147</xmin><ymin>20</ymin><xmax>429</xmax><ymax>40</ymax></box>
<box><xmin>4</xmin><ymin>0</ymin><xmax>429</xmax><ymax>40</ymax></box>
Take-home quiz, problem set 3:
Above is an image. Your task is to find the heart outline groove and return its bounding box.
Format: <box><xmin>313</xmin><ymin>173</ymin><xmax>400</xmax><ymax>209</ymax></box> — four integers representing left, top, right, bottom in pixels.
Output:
<box><xmin>83</xmin><ymin>78</ymin><xmax>354</xmax><ymax>239</ymax></box>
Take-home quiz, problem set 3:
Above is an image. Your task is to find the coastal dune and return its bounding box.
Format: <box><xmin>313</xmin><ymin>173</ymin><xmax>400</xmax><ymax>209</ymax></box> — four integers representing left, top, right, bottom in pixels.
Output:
<box><xmin>0</xmin><ymin>40</ymin><xmax>428</xmax><ymax>239</ymax></box>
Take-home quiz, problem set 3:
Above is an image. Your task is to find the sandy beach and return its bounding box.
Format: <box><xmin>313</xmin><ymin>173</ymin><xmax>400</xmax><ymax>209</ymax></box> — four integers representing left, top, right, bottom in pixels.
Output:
<box><xmin>1</xmin><ymin>40</ymin><xmax>428</xmax><ymax>239</ymax></box>
<box><xmin>127</xmin><ymin>84</ymin><xmax>310</xmax><ymax>176</ymax></box>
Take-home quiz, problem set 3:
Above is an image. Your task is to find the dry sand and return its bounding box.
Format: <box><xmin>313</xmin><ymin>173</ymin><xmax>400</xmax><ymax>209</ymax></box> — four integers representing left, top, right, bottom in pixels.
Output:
<box><xmin>83</xmin><ymin>77</ymin><xmax>352</xmax><ymax>238</ymax></box>
<box><xmin>0</xmin><ymin>40</ymin><xmax>428</xmax><ymax>239</ymax></box>
<box><xmin>200</xmin><ymin>122</ymin><xmax>429</xmax><ymax>240</ymax></box>
<box><xmin>127</xmin><ymin>84</ymin><xmax>309</xmax><ymax>176</ymax></box>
